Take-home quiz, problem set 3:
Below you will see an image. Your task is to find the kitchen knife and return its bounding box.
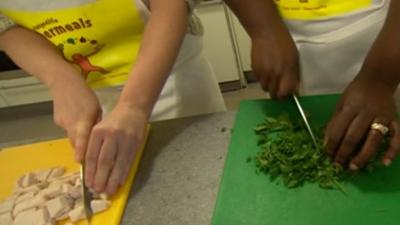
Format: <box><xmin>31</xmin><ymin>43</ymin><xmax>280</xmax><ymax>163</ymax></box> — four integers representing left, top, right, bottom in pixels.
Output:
<box><xmin>80</xmin><ymin>162</ymin><xmax>93</xmax><ymax>224</ymax></box>
<box><xmin>292</xmin><ymin>94</ymin><xmax>319</xmax><ymax>150</ymax></box>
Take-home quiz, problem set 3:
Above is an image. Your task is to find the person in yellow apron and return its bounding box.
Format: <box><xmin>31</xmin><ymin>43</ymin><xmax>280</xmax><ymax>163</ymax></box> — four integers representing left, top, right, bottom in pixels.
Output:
<box><xmin>225</xmin><ymin>0</ymin><xmax>400</xmax><ymax>171</ymax></box>
<box><xmin>0</xmin><ymin>0</ymin><xmax>226</xmax><ymax>195</ymax></box>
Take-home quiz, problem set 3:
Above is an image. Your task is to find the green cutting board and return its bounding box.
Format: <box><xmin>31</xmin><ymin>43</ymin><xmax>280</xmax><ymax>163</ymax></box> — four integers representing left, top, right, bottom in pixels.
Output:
<box><xmin>212</xmin><ymin>94</ymin><xmax>400</xmax><ymax>225</ymax></box>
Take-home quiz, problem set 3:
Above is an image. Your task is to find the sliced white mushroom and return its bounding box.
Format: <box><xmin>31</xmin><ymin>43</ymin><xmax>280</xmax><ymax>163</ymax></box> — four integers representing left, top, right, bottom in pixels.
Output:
<box><xmin>1</xmin><ymin>167</ymin><xmax>113</xmax><ymax>225</ymax></box>
<box><xmin>14</xmin><ymin>182</ymin><xmax>48</xmax><ymax>195</ymax></box>
<box><xmin>74</xmin><ymin>178</ymin><xmax>81</xmax><ymax>187</ymax></box>
<box><xmin>90</xmin><ymin>200</ymin><xmax>111</xmax><ymax>213</ymax></box>
<box><xmin>15</xmin><ymin>192</ymin><xmax>35</xmax><ymax>204</ymax></box>
<box><xmin>61</xmin><ymin>183</ymin><xmax>73</xmax><ymax>194</ymax></box>
<box><xmin>68</xmin><ymin>186</ymin><xmax>82</xmax><ymax>200</ymax></box>
<box><xmin>14</xmin><ymin>192</ymin><xmax>49</xmax><ymax>217</ymax></box>
<box><xmin>0</xmin><ymin>197</ymin><xmax>15</xmax><ymax>214</ymax></box>
<box><xmin>19</xmin><ymin>173</ymin><xmax>39</xmax><ymax>188</ymax></box>
<box><xmin>46</xmin><ymin>195</ymin><xmax>73</xmax><ymax>219</ymax></box>
<box><xmin>0</xmin><ymin>211</ymin><xmax>13</xmax><ymax>225</ymax></box>
<box><xmin>13</xmin><ymin>208</ymin><xmax>50</xmax><ymax>225</ymax></box>
<box><xmin>54</xmin><ymin>211</ymin><xmax>69</xmax><ymax>221</ymax></box>
<box><xmin>40</xmin><ymin>185</ymin><xmax>62</xmax><ymax>199</ymax></box>
<box><xmin>43</xmin><ymin>222</ymin><xmax>55</xmax><ymax>225</ymax></box>
<box><xmin>34</xmin><ymin>169</ymin><xmax>53</xmax><ymax>182</ymax></box>
<box><xmin>13</xmin><ymin>199</ymin><xmax>35</xmax><ymax>218</ymax></box>
<box><xmin>47</xmin><ymin>168</ymin><xmax>65</xmax><ymax>180</ymax></box>
<box><xmin>73</xmin><ymin>198</ymin><xmax>83</xmax><ymax>208</ymax></box>
<box><xmin>33</xmin><ymin>208</ymin><xmax>50</xmax><ymax>225</ymax></box>
<box><xmin>67</xmin><ymin>205</ymin><xmax>86</xmax><ymax>223</ymax></box>
<box><xmin>12</xmin><ymin>208</ymin><xmax>35</xmax><ymax>225</ymax></box>
<box><xmin>61</xmin><ymin>173</ymin><xmax>80</xmax><ymax>184</ymax></box>
<box><xmin>99</xmin><ymin>193</ymin><xmax>109</xmax><ymax>201</ymax></box>
<box><xmin>30</xmin><ymin>194</ymin><xmax>48</xmax><ymax>208</ymax></box>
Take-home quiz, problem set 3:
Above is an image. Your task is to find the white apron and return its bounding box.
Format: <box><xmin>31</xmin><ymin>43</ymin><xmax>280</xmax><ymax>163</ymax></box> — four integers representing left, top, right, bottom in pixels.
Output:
<box><xmin>79</xmin><ymin>0</ymin><xmax>226</xmax><ymax>121</ymax></box>
<box><xmin>274</xmin><ymin>0</ymin><xmax>400</xmax><ymax>109</ymax></box>
<box><xmin>96</xmin><ymin>33</ymin><xmax>227</xmax><ymax>121</ymax></box>
<box><xmin>96</xmin><ymin>0</ymin><xmax>226</xmax><ymax>121</ymax></box>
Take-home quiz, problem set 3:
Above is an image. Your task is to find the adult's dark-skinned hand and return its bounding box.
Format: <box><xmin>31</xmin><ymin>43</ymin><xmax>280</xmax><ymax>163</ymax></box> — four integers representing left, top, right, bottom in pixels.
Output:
<box><xmin>251</xmin><ymin>32</ymin><xmax>300</xmax><ymax>100</ymax></box>
<box><xmin>324</xmin><ymin>0</ymin><xmax>400</xmax><ymax>171</ymax></box>
<box><xmin>324</xmin><ymin>69</ymin><xmax>400</xmax><ymax>170</ymax></box>
<box><xmin>223</xmin><ymin>0</ymin><xmax>300</xmax><ymax>100</ymax></box>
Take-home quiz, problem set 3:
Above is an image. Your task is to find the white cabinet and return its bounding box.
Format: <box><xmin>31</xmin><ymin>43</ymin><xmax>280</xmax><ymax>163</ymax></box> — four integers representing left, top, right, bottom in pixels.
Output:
<box><xmin>0</xmin><ymin>76</ymin><xmax>52</xmax><ymax>107</ymax></box>
<box><xmin>0</xmin><ymin>94</ymin><xmax>7</xmax><ymax>108</ymax></box>
<box><xmin>196</xmin><ymin>2</ymin><xmax>244</xmax><ymax>90</ymax></box>
<box><xmin>230</xmin><ymin>13</ymin><xmax>252</xmax><ymax>72</ymax></box>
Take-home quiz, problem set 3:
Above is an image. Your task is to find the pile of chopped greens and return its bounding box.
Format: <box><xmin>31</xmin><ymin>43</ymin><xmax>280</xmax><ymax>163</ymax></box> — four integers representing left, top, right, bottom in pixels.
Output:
<box><xmin>252</xmin><ymin>114</ymin><xmax>387</xmax><ymax>191</ymax></box>
<box><xmin>252</xmin><ymin>114</ymin><xmax>339</xmax><ymax>190</ymax></box>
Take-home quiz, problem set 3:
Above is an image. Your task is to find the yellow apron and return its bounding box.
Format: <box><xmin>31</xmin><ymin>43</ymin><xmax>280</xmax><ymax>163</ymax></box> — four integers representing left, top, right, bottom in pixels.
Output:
<box><xmin>274</xmin><ymin>0</ymin><xmax>373</xmax><ymax>20</ymax></box>
<box><xmin>1</xmin><ymin>0</ymin><xmax>227</xmax><ymax>120</ymax></box>
<box><xmin>1</xmin><ymin>0</ymin><xmax>144</xmax><ymax>89</ymax></box>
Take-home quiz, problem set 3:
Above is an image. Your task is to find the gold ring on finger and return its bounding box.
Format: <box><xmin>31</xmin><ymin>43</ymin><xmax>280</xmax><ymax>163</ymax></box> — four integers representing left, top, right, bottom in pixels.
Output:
<box><xmin>370</xmin><ymin>122</ymin><xmax>389</xmax><ymax>136</ymax></box>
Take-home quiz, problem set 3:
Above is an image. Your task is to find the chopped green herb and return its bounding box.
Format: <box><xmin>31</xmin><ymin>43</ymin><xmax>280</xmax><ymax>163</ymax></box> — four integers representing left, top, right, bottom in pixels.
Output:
<box><xmin>253</xmin><ymin>113</ymin><xmax>386</xmax><ymax>192</ymax></box>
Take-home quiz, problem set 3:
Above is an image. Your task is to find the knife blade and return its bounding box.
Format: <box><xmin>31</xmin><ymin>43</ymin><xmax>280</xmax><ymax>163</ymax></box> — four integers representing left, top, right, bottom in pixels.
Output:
<box><xmin>292</xmin><ymin>94</ymin><xmax>319</xmax><ymax>150</ymax></box>
<box><xmin>80</xmin><ymin>162</ymin><xmax>93</xmax><ymax>224</ymax></box>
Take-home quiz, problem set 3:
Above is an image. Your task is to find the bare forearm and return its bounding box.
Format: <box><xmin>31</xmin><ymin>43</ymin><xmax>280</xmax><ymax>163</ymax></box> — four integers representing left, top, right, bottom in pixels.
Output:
<box><xmin>371</xmin><ymin>0</ymin><xmax>400</xmax><ymax>57</ymax></box>
<box><xmin>362</xmin><ymin>0</ymin><xmax>400</xmax><ymax>89</ymax></box>
<box><xmin>0</xmin><ymin>27</ymin><xmax>87</xmax><ymax>91</ymax></box>
<box><xmin>224</xmin><ymin>0</ymin><xmax>288</xmax><ymax>39</ymax></box>
<box><xmin>119</xmin><ymin>0</ymin><xmax>188</xmax><ymax>117</ymax></box>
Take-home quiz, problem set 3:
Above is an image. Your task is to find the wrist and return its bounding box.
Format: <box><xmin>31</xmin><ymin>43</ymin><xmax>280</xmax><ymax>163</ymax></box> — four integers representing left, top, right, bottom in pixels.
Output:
<box><xmin>46</xmin><ymin>69</ymin><xmax>89</xmax><ymax>96</ymax></box>
<box><xmin>360</xmin><ymin>34</ymin><xmax>400</xmax><ymax>92</ymax></box>
<box><xmin>250</xmin><ymin>24</ymin><xmax>291</xmax><ymax>42</ymax></box>
<box><xmin>361</xmin><ymin>56</ymin><xmax>400</xmax><ymax>92</ymax></box>
<box><xmin>118</xmin><ymin>69</ymin><xmax>165</xmax><ymax>120</ymax></box>
<box><xmin>250</xmin><ymin>22</ymin><xmax>295</xmax><ymax>51</ymax></box>
<box><xmin>356</xmin><ymin>66</ymin><xmax>400</xmax><ymax>94</ymax></box>
<box><xmin>115</xmin><ymin>100</ymin><xmax>151</xmax><ymax>121</ymax></box>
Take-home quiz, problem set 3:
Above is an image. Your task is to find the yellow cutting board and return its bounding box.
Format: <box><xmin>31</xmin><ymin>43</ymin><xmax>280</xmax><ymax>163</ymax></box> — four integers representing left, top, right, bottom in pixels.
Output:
<box><xmin>0</xmin><ymin>128</ymin><xmax>149</xmax><ymax>225</ymax></box>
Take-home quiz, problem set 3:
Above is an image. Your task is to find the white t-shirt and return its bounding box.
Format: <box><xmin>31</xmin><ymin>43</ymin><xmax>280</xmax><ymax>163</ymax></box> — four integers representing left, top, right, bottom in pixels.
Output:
<box><xmin>0</xmin><ymin>0</ymin><xmax>203</xmax><ymax>34</ymax></box>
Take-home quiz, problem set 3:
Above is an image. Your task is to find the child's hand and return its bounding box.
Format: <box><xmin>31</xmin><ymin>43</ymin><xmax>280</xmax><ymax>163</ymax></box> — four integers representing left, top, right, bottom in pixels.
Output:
<box><xmin>250</xmin><ymin>28</ymin><xmax>300</xmax><ymax>100</ymax></box>
<box><xmin>50</xmin><ymin>77</ymin><xmax>102</xmax><ymax>162</ymax></box>
<box><xmin>83</xmin><ymin>102</ymin><xmax>148</xmax><ymax>195</ymax></box>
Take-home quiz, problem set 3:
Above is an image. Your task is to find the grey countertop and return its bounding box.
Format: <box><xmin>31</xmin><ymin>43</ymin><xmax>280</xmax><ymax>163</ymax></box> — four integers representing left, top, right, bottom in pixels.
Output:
<box><xmin>0</xmin><ymin>105</ymin><xmax>236</xmax><ymax>225</ymax></box>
